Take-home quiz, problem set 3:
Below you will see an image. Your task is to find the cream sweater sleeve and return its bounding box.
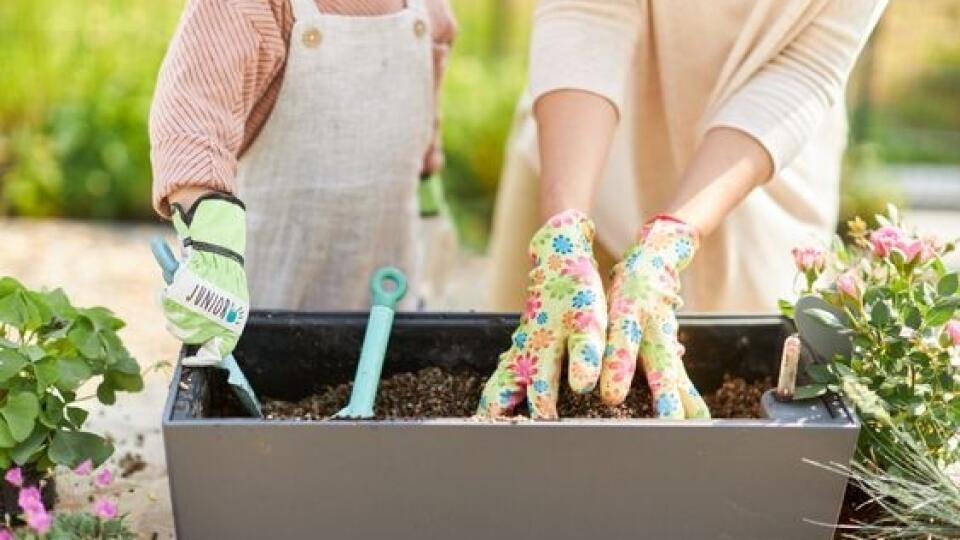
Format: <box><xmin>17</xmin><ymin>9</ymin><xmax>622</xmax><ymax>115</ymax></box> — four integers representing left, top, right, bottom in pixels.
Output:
<box><xmin>528</xmin><ymin>0</ymin><xmax>640</xmax><ymax>115</ymax></box>
<box><xmin>706</xmin><ymin>0</ymin><xmax>887</xmax><ymax>173</ymax></box>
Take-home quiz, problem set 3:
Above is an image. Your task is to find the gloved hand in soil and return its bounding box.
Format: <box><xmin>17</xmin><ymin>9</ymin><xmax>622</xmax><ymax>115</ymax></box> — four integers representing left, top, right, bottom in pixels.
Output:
<box><xmin>600</xmin><ymin>216</ymin><xmax>711</xmax><ymax>419</ymax></box>
<box><xmin>477</xmin><ymin>210</ymin><xmax>607</xmax><ymax>418</ymax></box>
<box><xmin>161</xmin><ymin>192</ymin><xmax>249</xmax><ymax>366</ymax></box>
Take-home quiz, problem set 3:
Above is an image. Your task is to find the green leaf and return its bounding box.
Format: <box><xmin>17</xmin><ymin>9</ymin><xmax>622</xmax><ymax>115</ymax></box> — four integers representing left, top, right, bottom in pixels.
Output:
<box><xmin>777</xmin><ymin>299</ymin><xmax>795</xmax><ymax>318</ymax></box>
<box><xmin>903</xmin><ymin>306</ymin><xmax>923</xmax><ymax>329</ymax></box>
<box><xmin>67</xmin><ymin>317</ymin><xmax>101</xmax><ymax>358</ymax></box>
<box><xmin>0</xmin><ymin>418</ymin><xmax>16</xmax><ymax>448</ymax></box>
<box><xmin>81</xmin><ymin>306</ymin><xmax>124</xmax><ymax>331</ymax></box>
<box><xmin>0</xmin><ymin>349</ymin><xmax>28</xmax><ymax>383</ymax></box>
<box><xmin>108</xmin><ymin>371</ymin><xmax>143</xmax><ymax>392</ymax></box>
<box><xmin>56</xmin><ymin>356</ymin><xmax>93</xmax><ymax>391</ymax></box>
<box><xmin>32</xmin><ymin>357</ymin><xmax>60</xmax><ymax>391</ymax></box>
<box><xmin>870</xmin><ymin>301</ymin><xmax>892</xmax><ymax>327</ymax></box>
<box><xmin>109</xmin><ymin>352</ymin><xmax>141</xmax><ymax>375</ymax></box>
<box><xmin>65</xmin><ymin>407</ymin><xmax>89</xmax><ymax>429</ymax></box>
<box><xmin>48</xmin><ymin>430</ymin><xmax>113</xmax><ymax>468</ymax></box>
<box><xmin>39</xmin><ymin>394</ymin><xmax>65</xmax><ymax>429</ymax></box>
<box><xmin>1</xmin><ymin>392</ymin><xmax>40</xmax><ymax>442</ymax></box>
<box><xmin>0</xmin><ymin>449</ymin><xmax>11</xmax><ymax>470</ymax></box>
<box><xmin>804</xmin><ymin>308</ymin><xmax>845</xmax><ymax>330</ymax></box>
<box><xmin>96</xmin><ymin>382</ymin><xmax>116</xmax><ymax>405</ymax></box>
<box><xmin>805</xmin><ymin>363</ymin><xmax>835</xmax><ymax>384</ymax></box>
<box><xmin>937</xmin><ymin>272</ymin><xmax>959</xmax><ymax>297</ymax></box>
<box><xmin>926</xmin><ymin>297</ymin><xmax>960</xmax><ymax>327</ymax></box>
<box><xmin>793</xmin><ymin>384</ymin><xmax>828</xmax><ymax>400</ymax></box>
<box><xmin>11</xmin><ymin>425</ymin><xmax>48</xmax><ymax>465</ymax></box>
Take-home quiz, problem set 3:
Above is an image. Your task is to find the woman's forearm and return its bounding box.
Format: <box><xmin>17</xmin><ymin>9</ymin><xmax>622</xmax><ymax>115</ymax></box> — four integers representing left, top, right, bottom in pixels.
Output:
<box><xmin>668</xmin><ymin>127</ymin><xmax>773</xmax><ymax>239</ymax></box>
<box><xmin>535</xmin><ymin>90</ymin><xmax>618</xmax><ymax>221</ymax></box>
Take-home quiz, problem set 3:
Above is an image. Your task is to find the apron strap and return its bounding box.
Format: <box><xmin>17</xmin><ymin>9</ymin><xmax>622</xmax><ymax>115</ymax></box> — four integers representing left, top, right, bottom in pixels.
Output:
<box><xmin>290</xmin><ymin>0</ymin><xmax>321</xmax><ymax>21</ymax></box>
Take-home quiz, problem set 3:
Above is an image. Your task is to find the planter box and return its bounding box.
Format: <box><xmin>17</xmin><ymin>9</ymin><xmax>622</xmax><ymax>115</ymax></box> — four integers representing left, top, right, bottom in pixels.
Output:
<box><xmin>162</xmin><ymin>312</ymin><xmax>859</xmax><ymax>540</ymax></box>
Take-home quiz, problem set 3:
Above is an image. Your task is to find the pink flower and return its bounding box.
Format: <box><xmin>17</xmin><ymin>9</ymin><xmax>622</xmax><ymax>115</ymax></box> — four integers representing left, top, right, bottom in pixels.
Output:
<box><xmin>573</xmin><ymin>311</ymin><xmax>601</xmax><ymax>332</ymax></box>
<box><xmin>26</xmin><ymin>509</ymin><xmax>52</xmax><ymax>534</ymax></box>
<box><xmin>523</xmin><ymin>292</ymin><xmax>542</xmax><ymax>321</ymax></box>
<box><xmin>837</xmin><ymin>269</ymin><xmax>861</xmax><ymax>299</ymax></box>
<box><xmin>509</xmin><ymin>353</ymin><xmax>539</xmax><ymax>386</ymax></box>
<box><xmin>870</xmin><ymin>226</ymin><xmax>903</xmax><ymax>257</ymax></box>
<box><xmin>18</xmin><ymin>486</ymin><xmax>44</xmax><ymax>515</ymax></box>
<box><xmin>94</xmin><ymin>498</ymin><xmax>118</xmax><ymax>520</ymax></box>
<box><xmin>561</xmin><ymin>256</ymin><xmax>596</xmax><ymax>283</ymax></box>
<box><xmin>0</xmin><ymin>528</ymin><xmax>13</xmax><ymax>540</ymax></box>
<box><xmin>921</xmin><ymin>234</ymin><xmax>943</xmax><ymax>263</ymax></box>
<box><xmin>791</xmin><ymin>246</ymin><xmax>826</xmax><ymax>273</ymax></box>
<box><xmin>946</xmin><ymin>320</ymin><xmax>960</xmax><ymax>347</ymax></box>
<box><xmin>74</xmin><ymin>458</ymin><xmax>93</xmax><ymax>476</ymax></box>
<box><xmin>870</xmin><ymin>226</ymin><xmax>924</xmax><ymax>262</ymax></box>
<box><xmin>94</xmin><ymin>468</ymin><xmax>113</xmax><ymax>488</ymax></box>
<box><xmin>4</xmin><ymin>467</ymin><xmax>23</xmax><ymax>487</ymax></box>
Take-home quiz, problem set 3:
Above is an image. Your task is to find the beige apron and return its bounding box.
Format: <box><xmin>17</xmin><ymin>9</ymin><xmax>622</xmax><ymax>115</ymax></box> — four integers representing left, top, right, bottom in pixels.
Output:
<box><xmin>236</xmin><ymin>0</ymin><xmax>433</xmax><ymax>311</ymax></box>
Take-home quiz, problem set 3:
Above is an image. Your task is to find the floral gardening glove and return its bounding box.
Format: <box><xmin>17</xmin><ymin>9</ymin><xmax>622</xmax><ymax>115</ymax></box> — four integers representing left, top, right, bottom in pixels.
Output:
<box><xmin>478</xmin><ymin>210</ymin><xmax>607</xmax><ymax>419</ymax></box>
<box><xmin>600</xmin><ymin>216</ymin><xmax>710</xmax><ymax>419</ymax></box>
<box><xmin>162</xmin><ymin>193</ymin><xmax>249</xmax><ymax>366</ymax></box>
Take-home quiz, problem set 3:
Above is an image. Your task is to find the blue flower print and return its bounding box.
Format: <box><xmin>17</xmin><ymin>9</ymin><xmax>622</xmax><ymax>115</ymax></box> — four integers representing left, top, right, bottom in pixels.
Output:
<box><xmin>605</xmin><ymin>344</ymin><xmax>615</xmax><ymax>357</ymax></box>
<box><xmin>499</xmin><ymin>388</ymin><xmax>518</xmax><ymax>406</ymax></box>
<box><xmin>552</xmin><ymin>234</ymin><xmax>573</xmax><ymax>255</ymax></box>
<box><xmin>622</xmin><ymin>319</ymin><xmax>641</xmax><ymax>344</ymax></box>
<box><xmin>686</xmin><ymin>383</ymin><xmax>700</xmax><ymax>398</ymax></box>
<box><xmin>656</xmin><ymin>393</ymin><xmax>680</xmax><ymax>416</ymax></box>
<box><xmin>625</xmin><ymin>250</ymin><xmax>642</xmax><ymax>271</ymax></box>
<box><xmin>675</xmin><ymin>237</ymin><xmax>693</xmax><ymax>261</ymax></box>
<box><xmin>533</xmin><ymin>379</ymin><xmax>549</xmax><ymax>394</ymax></box>
<box><xmin>581</xmin><ymin>343</ymin><xmax>600</xmax><ymax>367</ymax></box>
<box><xmin>536</xmin><ymin>312</ymin><xmax>549</xmax><ymax>325</ymax></box>
<box><xmin>571</xmin><ymin>289</ymin><xmax>595</xmax><ymax>309</ymax></box>
<box><xmin>661</xmin><ymin>321</ymin><xmax>674</xmax><ymax>335</ymax></box>
<box><xmin>514</xmin><ymin>331</ymin><xmax>528</xmax><ymax>350</ymax></box>
<box><xmin>651</xmin><ymin>255</ymin><xmax>664</xmax><ymax>269</ymax></box>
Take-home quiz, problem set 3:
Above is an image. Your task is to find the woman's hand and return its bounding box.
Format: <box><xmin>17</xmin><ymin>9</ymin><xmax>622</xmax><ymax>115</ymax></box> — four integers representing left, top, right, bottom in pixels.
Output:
<box><xmin>478</xmin><ymin>210</ymin><xmax>607</xmax><ymax>419</ymax></box>
<box><xmin>600</xmin><ymin>217</ymin><xmax>710</xmax><ymax>418</ymax></box>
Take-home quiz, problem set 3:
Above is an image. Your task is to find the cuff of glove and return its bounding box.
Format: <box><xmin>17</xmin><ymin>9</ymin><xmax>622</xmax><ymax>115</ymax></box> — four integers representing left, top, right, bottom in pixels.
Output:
<box><xmin>639</xmin><ymin>214</ymin><xmax>701</xmax><ymax>249</ymax></box>
<box><xmin>172</xmin><ymin>192</ymin><xmax>247</xmax><ymax>261</ymax></box>
<box><xmin>529</xmin><ymin>209</ymin><xmax>597</xmax><ymax>262</ymax></box>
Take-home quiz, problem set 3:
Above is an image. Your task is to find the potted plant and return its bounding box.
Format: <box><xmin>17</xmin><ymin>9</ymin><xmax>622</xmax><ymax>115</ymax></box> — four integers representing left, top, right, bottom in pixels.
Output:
<box><xmin>784</xmin><ymin>205</ymin><xmax>959</xmax><ymax>469</ymax></box>
<box><xmin>0</xmin><ymin>277</ymin><xmax>144</xmax><ymax>518</ymax></box>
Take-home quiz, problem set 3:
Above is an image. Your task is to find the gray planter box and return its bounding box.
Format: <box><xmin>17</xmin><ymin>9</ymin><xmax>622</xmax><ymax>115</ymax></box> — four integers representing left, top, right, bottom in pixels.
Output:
<box><xmin>162</xmin><ymin>313</ymin><xmax>858</xmax><ymax>540</ymax></box>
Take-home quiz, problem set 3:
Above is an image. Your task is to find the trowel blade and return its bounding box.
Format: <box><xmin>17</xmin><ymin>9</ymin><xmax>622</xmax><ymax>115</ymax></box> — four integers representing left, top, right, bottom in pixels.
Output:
<box><xmin>793</xmin><ymin>296</ymin><xmax>853</xmax><ymax>362</ymax></box>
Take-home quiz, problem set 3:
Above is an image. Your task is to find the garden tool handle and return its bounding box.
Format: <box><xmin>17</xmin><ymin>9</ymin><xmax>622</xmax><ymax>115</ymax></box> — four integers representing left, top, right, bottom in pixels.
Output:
<box><xmin>151</xmin><ymin>236</ymin><xmax>179</xmax><ymax>285</ymax></box>
<box><xmin>336</xmin><ymin>267</ymin><xmax>408</xmax><ymax>418</ymax></box>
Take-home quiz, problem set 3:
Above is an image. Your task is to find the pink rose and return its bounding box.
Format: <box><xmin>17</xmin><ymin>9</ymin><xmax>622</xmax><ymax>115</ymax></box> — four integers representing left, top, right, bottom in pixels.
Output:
<box><xmin>946</xmin><ymin>320</ymin><xmax>960</xmax><ymax>347</ymax></box>
<box><xmin>74</xmin><ymin>458</ymin><xmax>93</xmax><ymax>476</ymax></box>
<box><xmin>4</xmin><ymin>467</ymin><xmax>23</xmax><ymax>487</ymax></box>
<box><xmin>94</xmin><ymin>498</ymin><xmax>118</xmax><ymax>520</ymax></box>
<box><xmin>94</xmin><ymin>468</ymin><xmax>113</xmax><ymax>488</ymax></box>
<box><xmin>25</xmin><ymin>509</ymin><xmax>52</xmax><ymax>534</ymax></box>
<box><xmin>870</xmin><ymin>226</ymin><xmax>903</xmax><ymax>257</ymax></box>
<box><xmin>921</xmin><ymin>234</ymin><xmax>943</xmax><ymax>263</ymax></box>
<box><xmin>837</xmin><ymin>269</ymin><xmax>861</xmax><ymax>299</ymax></box>
<box><xmin>897</xmin><ymin>238</ymin><xmax>923</xmax><ymax>262</ymax></box>
<box><xmin>791</xmin><ymin>247</ymin><xmax>826</xmax><ymax>273</ymax></box>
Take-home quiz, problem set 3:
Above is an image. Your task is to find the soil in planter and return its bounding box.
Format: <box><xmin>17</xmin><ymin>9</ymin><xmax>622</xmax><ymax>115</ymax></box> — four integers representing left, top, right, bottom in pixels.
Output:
<box><xmin>261</xmin><ymin>368</ymin><xmax>771</xmax><ymax>420</ymax></box>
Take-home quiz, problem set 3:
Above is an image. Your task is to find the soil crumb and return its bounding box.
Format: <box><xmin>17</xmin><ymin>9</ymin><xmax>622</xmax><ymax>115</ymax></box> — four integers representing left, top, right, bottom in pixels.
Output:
<box><xmin>263</xmin><ymin>368</ymin><xmax>771</xmax><ymax>420</ymax></box>
<box><xmin>118</xmin><ymin>452</ymin><xmax>147</xmax><ymax>479</ymax></box>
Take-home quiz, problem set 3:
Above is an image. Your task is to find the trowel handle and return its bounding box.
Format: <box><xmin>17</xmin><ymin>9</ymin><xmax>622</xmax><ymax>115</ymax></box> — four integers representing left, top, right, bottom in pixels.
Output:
<box><xmin>345</xmin><ymin>304</ymin><xmax>398</xmax><ymax>417</ymax></box>
<box><xmin>370</xmin><ymin>267</ymin><xmax>407</xmax><ymax>309</ymax></box>
<box><xmin>151</xmin><ymin>236</ymin><xmax>179</xmax><ymax>285</ymax></box>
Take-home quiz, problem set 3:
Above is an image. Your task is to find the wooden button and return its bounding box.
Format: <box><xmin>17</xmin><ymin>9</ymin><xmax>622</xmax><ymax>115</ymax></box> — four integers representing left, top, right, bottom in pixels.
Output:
<box><xmin>413</xmin><ymin>19</ymin><xmax>427</xmax><ymax>38</ymax></box>
<box><xmin>302</xmin><ymin>27</ymin><xmax>322</xmax><ymax>48</ymax></box>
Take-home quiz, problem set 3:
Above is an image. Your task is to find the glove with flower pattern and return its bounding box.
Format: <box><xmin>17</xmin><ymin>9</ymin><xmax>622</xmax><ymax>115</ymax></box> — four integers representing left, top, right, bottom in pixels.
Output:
<box><xmin>600</xmin><ymin>216</ymin><xmax>710</xmax><ymax>419</ymax></box>
<box><xmin>477</xmin><ymin>210</ymin><xmax>607</xmax><ymax>419</ymax></box>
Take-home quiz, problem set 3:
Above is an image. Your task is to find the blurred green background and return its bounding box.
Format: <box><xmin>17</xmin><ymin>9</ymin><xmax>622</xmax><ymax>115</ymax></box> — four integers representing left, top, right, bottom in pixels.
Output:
<box><xmin>1</xmin><ymin>0</ymin><xmax>959</xmax><ymax>250</ymax></box>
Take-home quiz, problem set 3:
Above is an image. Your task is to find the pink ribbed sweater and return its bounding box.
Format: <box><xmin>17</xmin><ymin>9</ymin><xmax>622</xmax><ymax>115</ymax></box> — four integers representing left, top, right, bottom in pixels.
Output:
<box><xmin>149</xmin><ymin>0</ymin><xmax>456</xmax><ymax>216</ymax></box>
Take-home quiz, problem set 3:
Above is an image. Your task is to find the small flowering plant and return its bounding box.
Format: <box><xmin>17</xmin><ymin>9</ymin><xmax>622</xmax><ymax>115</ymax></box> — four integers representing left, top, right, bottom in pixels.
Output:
<box><xmin>1</xmin><ymin>463</ymin><xmax>134</xmax><ymax>539</ymax></box>
<box><xmin>782</xmin><ymin>205</ymin><xmax>960</xmax><ymax>466</ymax></box>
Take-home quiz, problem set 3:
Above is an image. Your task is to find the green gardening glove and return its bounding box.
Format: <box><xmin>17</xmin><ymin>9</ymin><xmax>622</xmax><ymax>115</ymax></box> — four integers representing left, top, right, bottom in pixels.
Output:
<box><xmin>477</xmin><ymin>210</ymin><xmax>607</xmax><ymax>419</ymax></box>
<box><xmin>600</xmin><ymin>216</ymin><xmax>710</xmax><ymax>419</ymax></box>
<box><xmin>162</xmin><ymin>193</ymin><xmax>249</xmax><ymax>366</ymax></box>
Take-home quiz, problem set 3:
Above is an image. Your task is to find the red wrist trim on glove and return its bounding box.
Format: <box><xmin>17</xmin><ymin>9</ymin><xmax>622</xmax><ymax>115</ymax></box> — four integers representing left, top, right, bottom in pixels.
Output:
<box><xmin>638</xmin><ymin>214</ymin><xmax>700</xmax><ymax>245</ymax></box>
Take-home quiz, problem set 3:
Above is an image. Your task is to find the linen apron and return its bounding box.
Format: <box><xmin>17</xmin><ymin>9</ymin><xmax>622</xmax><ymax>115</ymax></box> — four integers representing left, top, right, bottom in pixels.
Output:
<box><xmin>236</xmin><ymin>0</ymin><xmax>433</xmax><ymax>311</ymax></box>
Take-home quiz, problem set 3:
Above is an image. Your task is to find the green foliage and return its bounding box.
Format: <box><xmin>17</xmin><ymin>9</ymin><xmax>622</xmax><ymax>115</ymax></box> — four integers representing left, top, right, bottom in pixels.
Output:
<box><xmin>788</xmin><ymin>205</ymin><xmax>960</xmax><ymax>467</ymax></box>
<box><xmin>10</xmin><ymin>511</ymin><xmax>136</xmax><ymax>540</ymax></box>
<box><xmin>0</xmin><ymin>277</ymin><xmax>143</xmax><ymax>470</ymax></box>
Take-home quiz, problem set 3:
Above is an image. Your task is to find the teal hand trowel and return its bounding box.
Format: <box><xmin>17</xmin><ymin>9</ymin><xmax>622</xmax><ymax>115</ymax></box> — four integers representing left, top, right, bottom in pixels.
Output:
<box><xmin>335</xmin><ymin>267</ymin><xmax>408</xmax><ymax>419</ymax></box>
<box><xmin>151</xmin><ymin>236</ymin><xmax>263</xmax><ymax>418</ymax></box>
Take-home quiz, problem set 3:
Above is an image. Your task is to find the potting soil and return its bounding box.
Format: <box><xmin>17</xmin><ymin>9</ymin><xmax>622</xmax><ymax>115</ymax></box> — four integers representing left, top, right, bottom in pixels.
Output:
<box><xmin>262</xmin><ymin>368</ymin><xmax>771</xmax><ymax>420</ymax></box>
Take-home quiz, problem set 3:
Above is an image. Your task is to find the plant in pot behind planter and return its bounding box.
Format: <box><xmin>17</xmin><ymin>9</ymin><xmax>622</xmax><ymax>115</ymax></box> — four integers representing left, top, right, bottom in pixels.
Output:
<box><xmin>0</xmin><ymin>277</ymin><xmax>144</xmax><ymax>519</ymax></box>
